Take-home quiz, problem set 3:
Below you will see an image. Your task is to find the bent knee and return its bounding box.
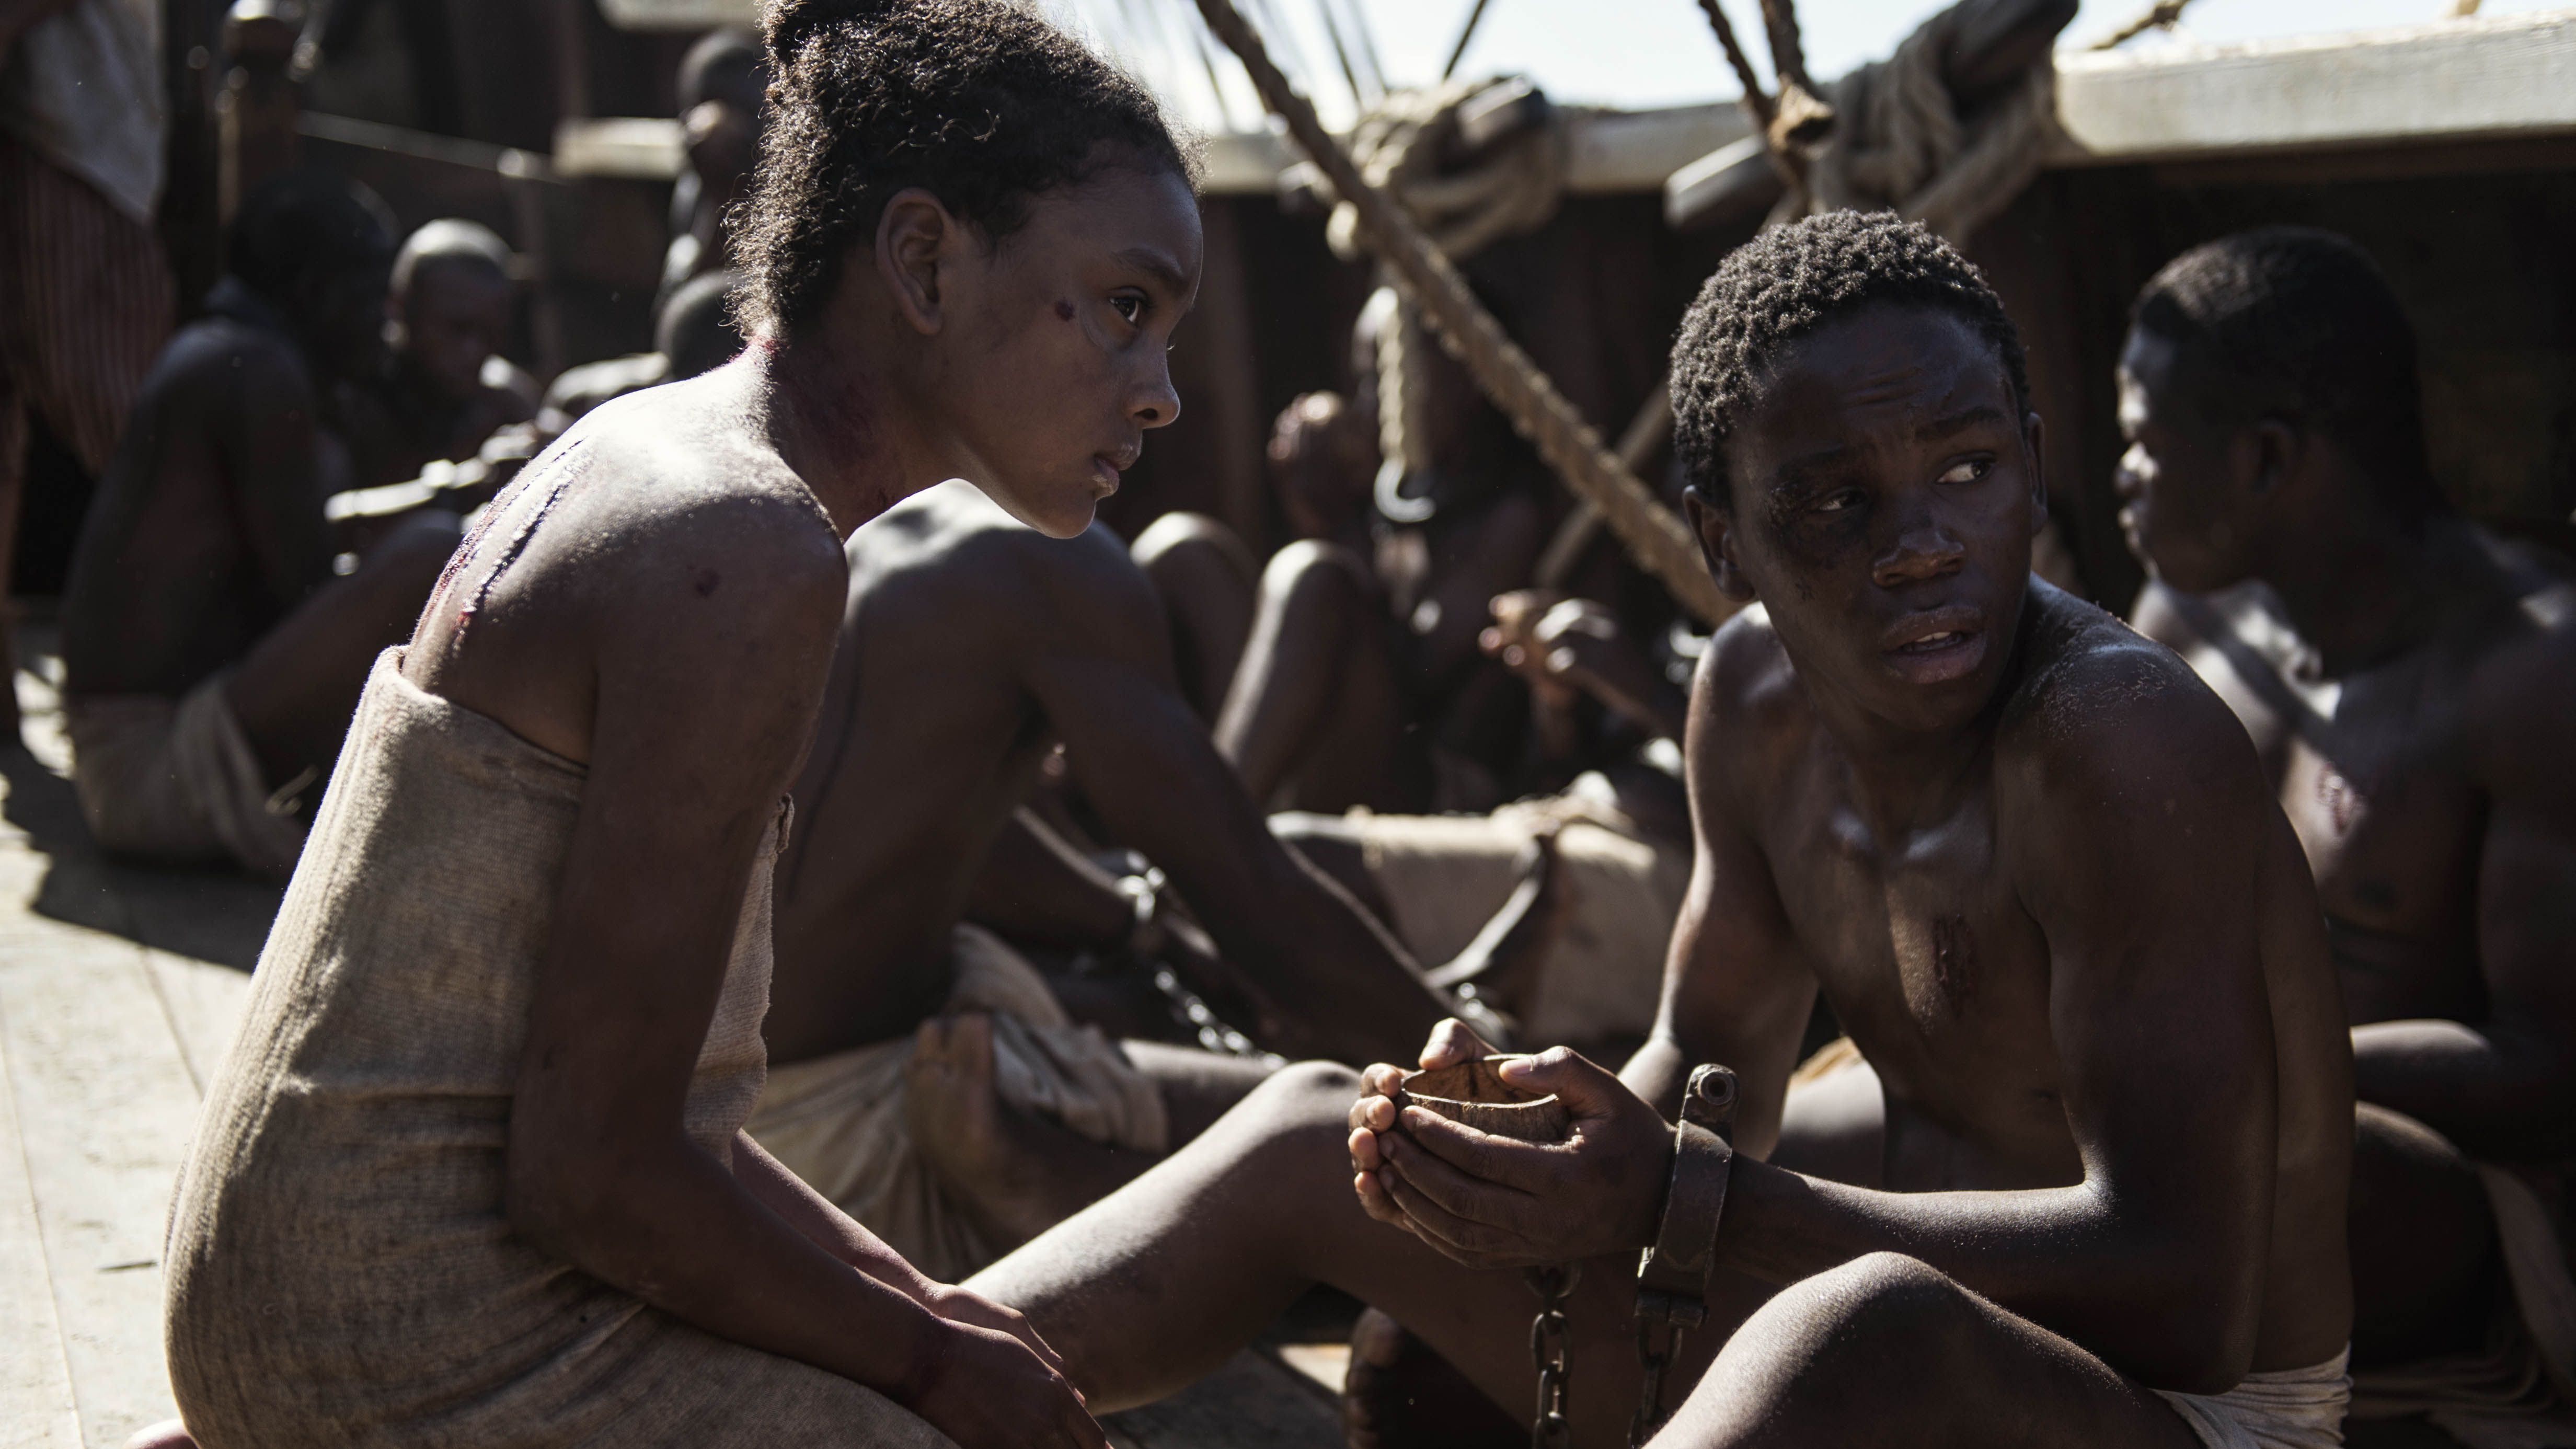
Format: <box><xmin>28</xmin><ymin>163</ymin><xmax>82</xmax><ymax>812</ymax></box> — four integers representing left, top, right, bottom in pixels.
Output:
<box><xmin>1765</xmin><ymin>1253</ymin><xmax>1981</xmax><ymax>1359</ymax></box>
<box><xmin>1260</xmin><ymin>538</ymin><xmax>1371</xmax><ymax>600</ymax></box>
<box><xmin>1134</xmin><ymin>512</ymin><xmax>1255</xmax><ymax>577</ymax></box>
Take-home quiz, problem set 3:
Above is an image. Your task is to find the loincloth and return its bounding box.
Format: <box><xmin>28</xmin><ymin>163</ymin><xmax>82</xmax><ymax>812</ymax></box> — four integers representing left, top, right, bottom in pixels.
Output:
<box><xmin>64</xmin><ymin>672</ymin><xmax>305</xmax><ymax>879</ymax></box>
<box><xmin>2155</xmin><ymin>1351</ymin><xmax>2352</xmax><ymax>1449</ymax></box>
<box><xmin>1311</xmin><ymin>786</ymin><xmax>1689</xmax><ymax>1048</ymax></box>
<box><xmin>2352</xmin><ymin>1161</ymin><xmax>2576</xmax><ymax>1447</ymax></box>
<box><xmin>746</xmin><ymin>924</ymin><xmax>1169</xmax><ymax>1283</ymax></box>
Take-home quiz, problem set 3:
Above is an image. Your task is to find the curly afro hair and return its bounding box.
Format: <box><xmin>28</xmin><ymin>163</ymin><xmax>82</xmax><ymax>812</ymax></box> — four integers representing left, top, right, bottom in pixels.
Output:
<box><xmin>2131</xmin><ymin>227</ymin><xmax>2440</xmax><ymax>520</ymax></box>
<box><xmin>1671</xmin><ymin>211</ymin><xmax>2029</xmax><ymax>511</ymax></box>
<box><xmin>735</xmin><ymin>0</ymin><xmax>1195</xmax><ymax>342</ymax></box>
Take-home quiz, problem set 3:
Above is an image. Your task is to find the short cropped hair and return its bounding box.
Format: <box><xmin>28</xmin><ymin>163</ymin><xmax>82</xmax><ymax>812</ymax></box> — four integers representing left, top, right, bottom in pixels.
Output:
<box><xmin>2131</xmin><ymin>227</ymin><xmax>2440</xmax><ymax>518</ymax></box>
<box><xmin>1671</xmin><ymin>211</ymin><xmax>2029</xmax><ymax>511</ymax></box>
<box><xmin>390</xmin><ymin>218</ymin><xmax>515</xmax><ymax>301</ymax></box>
<box><xmin>734</xmin><ymin>0</ymin><xmax>1194</xmax><ymax>341</ymax></box>
<box><xmin>226</xmin><ymin>170</ymin><xmax>397</xmax><ymax>305</ymax></box>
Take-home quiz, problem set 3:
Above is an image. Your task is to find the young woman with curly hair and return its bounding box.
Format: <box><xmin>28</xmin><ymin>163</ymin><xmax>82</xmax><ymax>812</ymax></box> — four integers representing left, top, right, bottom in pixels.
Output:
<box><xmin>151</xmin><ymin>2</ymin><xmax>1199</xmax><ymax>1444</ymax></box>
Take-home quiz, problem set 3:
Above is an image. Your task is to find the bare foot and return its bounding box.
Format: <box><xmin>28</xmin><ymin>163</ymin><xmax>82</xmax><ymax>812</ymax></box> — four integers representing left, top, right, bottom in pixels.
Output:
<box><xmin>122</xmin><ymin>1422</ymin><xmax>197</xmax><ymax>1449</ymax></box>
<box><xmin>905</xmin><ymin>1014</ymin><xmax>1132</xmax><ymax>1251</ymax></box>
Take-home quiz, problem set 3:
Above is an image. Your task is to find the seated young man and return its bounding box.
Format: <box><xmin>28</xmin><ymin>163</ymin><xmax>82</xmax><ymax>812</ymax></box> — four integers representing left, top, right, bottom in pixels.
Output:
<box><xmin>58</xmin><ymin>173</ymin><xmax>460</xmax><ymax>878</ymax></box>
<box><xmin>963</xmin><ymin>212</ymin><xmax>2358</xmax><ymax>1449</ymax></box>
<box><xmin>337</xmin><ymin>217</ymin><xmax>539</xmax><ymax>493</ymax></box>
<box><xmin>750</xmin><ymin>478</ymin><xmax>1479</xmax><ymax>1281</ymax></box>
<box><xmin>2119</xmin><ymin>228</ymin><xmax>2576</xmax><ymax>1416</ymax></box>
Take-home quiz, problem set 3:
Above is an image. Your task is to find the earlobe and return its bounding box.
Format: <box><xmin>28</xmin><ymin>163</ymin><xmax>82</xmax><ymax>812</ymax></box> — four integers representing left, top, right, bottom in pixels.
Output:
<box><xmin>1683</xmin><ymin>488</ymin><xmax>1757</xmax><ymax>603</ymax></box>
<box><xmin>2249</xmin><ymin>418</ymin><xmax>2299</xmax><ymax>497</ymax></box>
<box><xmin>874</xmin><ymin>188</ymin><xmax>956</xmax><ymax>337</ymax></box>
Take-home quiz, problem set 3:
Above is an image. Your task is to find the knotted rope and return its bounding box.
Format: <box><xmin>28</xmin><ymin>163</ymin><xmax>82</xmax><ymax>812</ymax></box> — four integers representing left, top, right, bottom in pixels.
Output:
<box><xmin>1292</xmin><ymin>76</ymin><xmax>1572</xmax><ymax>523</ymax></box>
<box><xmin>1199</xmin><ymin>0</ymin><xmax>1732</xmax><ymax>626</ymax></box>
<box><xmin>1780</xmin><ymin>0</ymin><xmax>2061</xmax><ymax>244</ymax></box>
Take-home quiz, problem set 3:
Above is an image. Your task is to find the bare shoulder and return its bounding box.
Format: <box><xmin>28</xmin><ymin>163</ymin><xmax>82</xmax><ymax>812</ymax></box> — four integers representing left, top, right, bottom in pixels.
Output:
<box><xmin>2462</xmin><ymin>563</ymin><xmax>2576</xmax><ymax>810</ymax></box>
<box><xmin>861</xmin><ymin>480</ymin><xmax>1164</xmax><ymax>650</ymax></box>
<box><xmin>501</xmin><ymin>383</ymin><xmax>848</xmax><ymax>651</ymax></box>
<box><xmin>1683</xmin><ymin>603</ymin><xmax>1810</xmax><ymax>815</ymax></box>
<box><xmin>1995</xmin><ymin>583</ymin><xmax>2272</xmax><ymax>841</ymax></box>
<box><xmin>155</xmin><ymin>318</ymin><xmax>313</xmax><ymax>414</ymax></box>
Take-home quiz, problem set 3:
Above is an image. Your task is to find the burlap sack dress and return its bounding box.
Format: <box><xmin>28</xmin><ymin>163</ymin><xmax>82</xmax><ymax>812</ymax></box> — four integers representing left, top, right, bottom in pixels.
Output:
<box><xmin>160</xmin><ymin>649</ymin><xmax>953</xmax><ymax>1447</ymax></box>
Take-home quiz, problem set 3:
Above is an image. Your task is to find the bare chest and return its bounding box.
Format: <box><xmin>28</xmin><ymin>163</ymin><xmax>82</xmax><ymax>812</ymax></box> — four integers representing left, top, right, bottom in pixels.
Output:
<box><xmin>1764</xmin><ymin>786</ymin><xmax>2079</xmax><ymax>1187</ymax></box>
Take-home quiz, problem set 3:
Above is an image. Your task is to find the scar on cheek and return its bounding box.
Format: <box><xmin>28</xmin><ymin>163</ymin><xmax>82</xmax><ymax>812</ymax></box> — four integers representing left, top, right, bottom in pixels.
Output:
<box><xmin>1053</xmin><ymin>299</ymin><xmax>1076</xmax><ymax>321</ymax></box>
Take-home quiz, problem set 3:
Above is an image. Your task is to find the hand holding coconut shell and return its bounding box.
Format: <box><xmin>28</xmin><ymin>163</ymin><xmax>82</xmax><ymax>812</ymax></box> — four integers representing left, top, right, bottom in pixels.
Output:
<box><xmin>1347</xmin><ymin>1018</ymin><xmax>1677</xmax><ymax>1270</ymax></box>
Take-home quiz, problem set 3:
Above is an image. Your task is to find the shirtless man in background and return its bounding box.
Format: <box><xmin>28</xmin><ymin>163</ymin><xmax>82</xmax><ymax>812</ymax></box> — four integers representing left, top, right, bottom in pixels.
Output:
<box><xmin>336</xmin><ymin>218</ymin><xmax>539</xmax><ymax>493</ymax></box>
<box><xmin>59</xmin><ymin>171</ymin><xmax>459</xmax><ymax>877</ymax></box>
<box><xmin>966</xmin><ymin>213</ymin><xmax>2358</xmax><ymax>1449</ymax></box>
<box><xmin>751</xmin><ymin>480</ymin><xmax>1474</xmax><ymax>1280</ymax></box>
<box><xmin>2121</xmin><ymin>227</ymin><xmax>2576</xmax><ymax>1386</ymax></box>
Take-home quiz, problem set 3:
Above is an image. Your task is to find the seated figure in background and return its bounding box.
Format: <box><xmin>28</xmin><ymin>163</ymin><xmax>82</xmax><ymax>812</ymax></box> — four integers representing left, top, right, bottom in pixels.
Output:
<box><xmin>1214</xmin><ymin>291</ymin><xmax>1552</xmax><ymax>815</ymax></box>
<box><xmin>660</xmin><ymin>27</ymin><xmax>768</xmax><ymax>309</ymax></box>
<box><xmin>539</xmin><ymin>268</ymin><xmax>747</xmax><ymax>435</ymax></box>
<box><xmin>2120</xmin><ymin>227</ymin><xmax>2576</xmax><ymax>1432</ymax></box>
<box><xmin>753</xmin><ymin>479</ymin><xmax>1480</xmax><ymax>1282</ymax></box>
<box><xmin>58</xmin><ymin>172</ymin><xmax>460</xmax><ymax>878</ymax></box>
<box><xmin>338</xmin><ymin>217</ymin><xmax>538</xmax><ymax>492</ymax></box>
<box><xmin>967</xmin><ymin>212</ymin><xmax>2359</xmax><ymax>1449</ymax></box>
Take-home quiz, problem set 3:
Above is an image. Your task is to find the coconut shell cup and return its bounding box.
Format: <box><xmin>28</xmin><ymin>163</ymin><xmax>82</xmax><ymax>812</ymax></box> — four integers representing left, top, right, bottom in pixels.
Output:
<box><xmin>1395</xmin><ymin>1055</ymin><xmax>1572</xmax><ymax>1144</ymax></box>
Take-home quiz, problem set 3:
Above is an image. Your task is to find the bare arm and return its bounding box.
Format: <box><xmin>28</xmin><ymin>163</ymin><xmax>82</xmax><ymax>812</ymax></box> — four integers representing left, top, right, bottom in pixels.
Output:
<box><xmin>1709</xmin><ymin>662</ymin><xmax>2282</xmax><ymax>1392</ymax></box>
<box><xmin>501</xmin><ymin>499</ymin><xmax>1098</xmax><ymax>1447</ymax></box>
<box><xmin>219</xmin><ymin>338</ymin><xmax>339</xmax><ymax>611</ymax></box>
<box><xmin>1020</xmin><ymin>537</ymin><xmax>1455</xmax><ymax>1065</ymax></box>
<box><xmin>1620</xmin><ymin>641</ymin><xmax>1815</xmax><ymax>1135</ymax></box>
<box><xmin>1361</xmin><ymin>643</ymin><xmax>2283</xmax><ymax>1392</ymax></box>
<box><xmin>2354</xmin><ymin>640</ymin><xmax>2576</xmax><ymax>1158</ymax></box>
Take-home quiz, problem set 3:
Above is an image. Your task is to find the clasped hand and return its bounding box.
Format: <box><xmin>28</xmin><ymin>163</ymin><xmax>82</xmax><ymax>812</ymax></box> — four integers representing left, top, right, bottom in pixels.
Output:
<box><xmin>1347</xmin><ymin>1019</ymin><xmax>1674</xmax><ymax>1269</ymax></box>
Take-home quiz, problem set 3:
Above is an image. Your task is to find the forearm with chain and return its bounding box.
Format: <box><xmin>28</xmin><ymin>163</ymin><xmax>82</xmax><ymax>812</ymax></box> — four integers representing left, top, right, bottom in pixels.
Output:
<box><xmin>1515</xmin><ymin>1064</ymin><xmax>1739</xmax><ymax>1449</ymax></box>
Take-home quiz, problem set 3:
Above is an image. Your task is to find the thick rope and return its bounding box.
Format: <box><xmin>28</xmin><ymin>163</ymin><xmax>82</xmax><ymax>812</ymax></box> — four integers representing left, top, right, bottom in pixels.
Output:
<box><xmin>1304</xmin><ymin>76</ymin><xmax>1571</xmax><ymax>524</ymax></box>
<box><xmin>1318</xmin><ymin>78</ymin><xmax>1568</xmax><ymax>265</ymax></box>
<box><xmin>1780</xmin><ymin>0</ymin><xmax>2060</xmax><ymax>245</ymax></box>
<box><xmin>1193</xmin><ymin>0</ymin><xmax>1734</xmax><ymax>627</ymax></box>
<box><xmin>2089</xmin><ymin>0</ymin><xmax>2192</xmax><ymax>50</ymax></box>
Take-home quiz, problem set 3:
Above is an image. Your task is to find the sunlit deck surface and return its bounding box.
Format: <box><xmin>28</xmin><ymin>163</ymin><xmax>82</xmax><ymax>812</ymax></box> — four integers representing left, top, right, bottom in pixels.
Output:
<box><xmin>0</xmin><ymin>626</ymin><xmax>1343</xmax><ymax>1448</ymax></box>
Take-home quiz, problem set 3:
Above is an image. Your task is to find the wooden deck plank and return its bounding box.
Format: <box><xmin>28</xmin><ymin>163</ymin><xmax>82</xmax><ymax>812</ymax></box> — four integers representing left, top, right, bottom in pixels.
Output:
<box><xmin>140</xmin><ymin>953</ymin><xmax>253</xmax><ymax>1099</ymax></box>
<box><xmin>0</xmin><ymin>1017</ymin><xmax>83</xmax><ymax>1449</ymax></box>
<box><xmin>1101</xmin><ymin>1350</ymin><xmax>1343</xmax><ymax>1449</ymax></box>
<box><xmin>0</xmin><ymin>919</ymin><xmax>201</xmax><ymax>1448</ymax></box>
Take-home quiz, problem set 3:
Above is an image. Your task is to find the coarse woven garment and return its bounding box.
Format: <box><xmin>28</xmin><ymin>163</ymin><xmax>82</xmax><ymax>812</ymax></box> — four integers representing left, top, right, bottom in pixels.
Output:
<box><xmin>160</xmin><ymin>648</ymin><xmax>953</xmax><ymax>1447</ymax></box>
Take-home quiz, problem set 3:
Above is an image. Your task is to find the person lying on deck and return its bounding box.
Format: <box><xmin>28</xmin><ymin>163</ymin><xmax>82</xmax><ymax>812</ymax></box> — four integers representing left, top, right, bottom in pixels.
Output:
<box><xmin>2118</xmin><ymin>227</ymin><xmax>2576</xmax><ymax>1429</ymax></box>
<box><xmin>960</xmin><ymin>212</ymin><xmax>2360</xmax><ymax>1449</ymax></box>
<box><xmin>59</xmin><ymin>171</ymin><xmax>461</xmax><ymax>880</ymax></box>
<box><xmin>144</xmin><ymin>2</ymin><xmax>1200</xmax><ymax>1445</ymax></box>
<box><xmin>749</xmin><ymin>475</ymin><xmax>1475</xmax><ymax>1282</ymax></box>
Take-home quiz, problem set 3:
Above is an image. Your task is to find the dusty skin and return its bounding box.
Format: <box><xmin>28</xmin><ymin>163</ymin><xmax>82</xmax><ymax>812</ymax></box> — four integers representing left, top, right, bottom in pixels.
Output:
<box><xmin>2120</xmin><ymin>321</ymin><xmax>2576</xmax><ymax>1366</ymax></box>
<box><xmin>766</xmin><ymin>474</ymin><xmax>1465</xmax><ymax>1250</ymax></box>
<box><xmin>970</xmin><ymin>303</ymin><xmax>2355</xmax><ymax>1447</ymax></box>
<box><xmin>392</xmin><ymin>164</ymin><xmax>1204</xmax><ymax>1449</ymax></box>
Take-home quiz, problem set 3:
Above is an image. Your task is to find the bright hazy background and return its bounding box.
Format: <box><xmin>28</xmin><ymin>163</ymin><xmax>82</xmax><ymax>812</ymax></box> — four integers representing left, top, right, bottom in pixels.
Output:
<box><xmin>1041</xmin><ymin>0</ymin><xmax>2568</xmax><ymax>132</ymax></box>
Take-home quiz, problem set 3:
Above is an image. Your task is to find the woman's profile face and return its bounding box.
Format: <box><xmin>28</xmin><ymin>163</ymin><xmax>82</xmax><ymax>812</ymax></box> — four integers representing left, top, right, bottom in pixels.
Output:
<box><xmin>935</xmin><ymin>165</ymin><xmax>1203</xmax><ymax>538</ymax></box>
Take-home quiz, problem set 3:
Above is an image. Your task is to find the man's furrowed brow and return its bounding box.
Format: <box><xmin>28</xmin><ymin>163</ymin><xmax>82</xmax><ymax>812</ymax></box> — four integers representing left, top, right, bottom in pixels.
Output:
<box><xmin>1916</xmin><ymin>405</ymin><xmax>2009</xmax><ymax>441</ymax></box>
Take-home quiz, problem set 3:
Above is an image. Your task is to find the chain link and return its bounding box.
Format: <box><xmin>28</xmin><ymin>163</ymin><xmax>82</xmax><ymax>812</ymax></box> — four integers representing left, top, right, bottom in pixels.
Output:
<box><xmin>1631</xmin><ymin>1313</ymin><xmax>1683</xmax><ymax>1447</ymax></box>
<box><xmin>1524</xmin><ymin>1263</ymin><xmax>1579</xmax><ymax>1448</ymax></box>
